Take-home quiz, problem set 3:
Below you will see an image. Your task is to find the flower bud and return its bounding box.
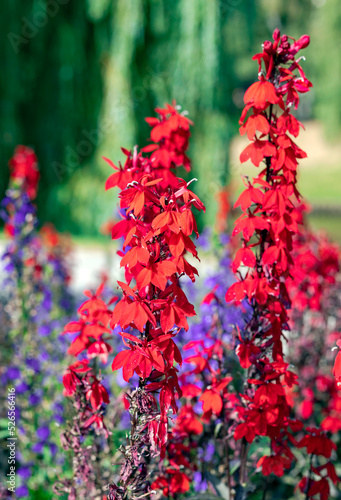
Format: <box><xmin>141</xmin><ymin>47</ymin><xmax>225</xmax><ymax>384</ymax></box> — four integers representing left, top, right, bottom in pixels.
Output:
<box><xmin>297</xmin><ymin>34</ymin><xmax>310</xmax><ymax>50</ymax></box>
<box><xmin>273</xmin><ymin>28</ymin><xmax>280</xmax><ymax>41</ymax></box>
<box><xmin>263</xmin><ymin>40</ymin><xmax>273</xmax><ymax>54</ymax></box>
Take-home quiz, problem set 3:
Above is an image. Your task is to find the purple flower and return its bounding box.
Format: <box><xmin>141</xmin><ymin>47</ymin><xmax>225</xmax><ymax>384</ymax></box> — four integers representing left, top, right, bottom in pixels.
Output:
<box><xmin>54</xmin><ymin>413</ymin><xmax>63</xmax><ymax>425</ymax></box>
<box><xmin>53</xmin><ymin>402</ymin><xmax>64</xmax><ymax>424</ymax></box>
<box><xmin>16</xmin><ymin>382</ymin><xmax>30</xmax><ymax>394</ymax></box>
<box><xmin>31</xmin><ymin>442</ymin><xmax>44</xmax><ymax>454</ymax></box>
<box><xmin>220</xmin><ymin>234</ymin><xmax>230</xmax><ymax>245</ymax></box>
<box><xmin>49</xmin><ymin>443</ymin><xmax>57</xmax><ymax>455</ymax></box>
<box><xmin>16</xmin><ymin>485</ymin><xmax>29</xmax><ymax>498</ymax></box>
<box><xmin>41</xmin><ymin>288</ymin><xmax>52</xmax><ymax>312</ymax></box>
<box><xmin>36</xmin><ymin>426</ymin><xmax>50</xmax><ymax>441</ymax></box>
<box><xmin>197</xmin><ymin>227</ymin><xmax>212</xmax><ymax>251</ymax></box>
<box><xmin>116</xmin><ymin>370</ymin><xmax>128</xmax><ymax>389</ymax></box>
<box><xmin>38</xmin><ymin>324</ymin><xmax>50</xmax><ymax>336</ymax></box>
<box><xmin>193</xmin><ymin>400</ymin><xmax>203</xmax><ymax>414</ymax></box>
<box><xmin>26</xmin><ymin>358</ymin><xmax>41</xmax><ymax>373</ymax></box>
<box><xmin>29</xmin><ymin>392</ymin><xmax>42</xmax><ymax>406</ymax></box>
<box><xmin>39</xmin><ymin>351</ymin><xmax>50</xmax><ymax>362</ymax></box>
<box><xmin>8</xmin><ymin>367</ymin><xmax>21</xmax><ymax>379</ymax></box>
<box><xmin>193</xmin><ymin>471</ymin><xmax>207</xmax><ymax>492</ymax></box>
<box><xmin>17</xmin><ymin>466</ymin><xmax>32</xmax><ymax>480</ymax></box>
<box><xmin>120</xmin><ymin>411</ymin><xmax>131</xmax><ymax>430</ymax></box>
<box><xmin>204</xmin><ymin>442</ymin><xmax>215</xmax><ymax>461</ymax></box>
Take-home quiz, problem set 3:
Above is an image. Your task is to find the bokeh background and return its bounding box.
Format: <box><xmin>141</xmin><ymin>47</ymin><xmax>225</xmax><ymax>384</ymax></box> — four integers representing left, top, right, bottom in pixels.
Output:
<box><xmin>2</xmin><ymin>0</ymin><xmax>341</xmax><ymax>240</ymax></box>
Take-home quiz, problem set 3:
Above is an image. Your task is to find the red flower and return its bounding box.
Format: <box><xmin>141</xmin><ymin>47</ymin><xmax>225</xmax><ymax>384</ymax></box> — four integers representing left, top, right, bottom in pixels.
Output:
<box><xmin>253</xmin><ymin>381</ymin><xmax>285</xmax><ymax>407</ymax></box>
<box><xmin>83</xmin><ymin>414</ymin><xmax>109</xmax><ymax>438</ymax></box>
<box><xmin>62</xmin><ymin>360</ymin><xmax>90</xmax><ymax>396</ymax></box>
<box><xmin>9</xmin><ymin>145</ymin><xmax>39</xmax><ymax>200</ymax></box>
<box><xmin>234</xmin><ymin>184</ymin><xmax>264</xmax><ymax>212</ymax></box>
<box><xmin>232</xmin><ymin>247</ymin><xmax>256</xmax><ymax>272</ymax></box>
<box><xmin>152</xmin><ymin>470</ymin><xmax>191</xmax><ymax>496</ymax></box>
<box><xmin>297</xmin><ymin>428</ymin><xmax>336</xmax><ymax>458</ymax></box>
<box><xmin>174</xmin><ymin>404</ymin><xmax>203</xmax><ymax>435</ymax></box>
<box><xmin>243</xmin><ymin>79</ymin><xmax>280</xmax><ymax>109</ymax></box>
<box><xmin>86</xmin><ymin>378</ymin><xmax>110</xmax><ymax>410</ymax></box>
<box><xmin>199</xmin><ymin>377</ymin><xmax>232</xmax><ymax>415</ymax></box>
<box><xmin>232</xmin><ymin>212</ymin><xmax>269</xmax><ymax>241</ymax></box>
<box><xmin>240</xmin><ymin>139</ymin><xmax>276</xmax><ymax>167</ymax></box>
<box><xmin>240</xmin><ymin>112</ymin><xmax>270</xmax><ymax>140</ymax></box>
<box><xmin>308</xmin><ymin>478</ymin><xmax>330</xmax><ymax>500</ymax></box>
<box><xmin>257</xmin><ymin>454</ymin><xmax>291</xmax><ymax>477</ymax></box>
<box><xmin>236</xmin><ymin>332</ymin><xmax>260</xmax><ymax>369</ymax></box>
<box><xmin>111</xmin><ymin>331</ymin><xmax>178</xmax><ymax>382</ymax></box>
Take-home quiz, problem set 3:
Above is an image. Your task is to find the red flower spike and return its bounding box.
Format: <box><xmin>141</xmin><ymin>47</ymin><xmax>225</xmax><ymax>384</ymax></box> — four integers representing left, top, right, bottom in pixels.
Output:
<box><xmin>62</xmin><ymin>283</ymin><xmax>115</xmax><ymax>454</ymax></box>
<box><xmin>103</xmin><ymin>103</ymin><xmax>204</xmax><ymax>486</ymax></box>
<box><xmin>308</xmin><ymin>478</ymin><xmax>330</xmax><ymax>500</ymax></box>
<box><xmin>226</xmin><ymin>28</ymin><xmax>318</xmax><ymax>490</ymax></box>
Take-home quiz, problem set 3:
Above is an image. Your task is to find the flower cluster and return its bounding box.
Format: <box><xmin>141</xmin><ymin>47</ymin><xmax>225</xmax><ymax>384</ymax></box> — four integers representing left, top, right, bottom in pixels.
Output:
<box><xmin>224</xmin><ymin>30</ymin><xmax>338</xmax><ymax>496</ymax></box>
<box><xmin>8</xmin><ymin>145</ymin><xmax>39</xmax><ymax>201</ymax></box>
<box><xmin>150</xmin><ymin>235</ymin><xmax>246</xmax><ymax>497</ymax></box>
<box><xmin>106</xmin><ymin>104</ymin><xmax>205</xmax><ymax>498</ymax></box>
<box><xmin>1</xmin><ymin>147</ymin><xmax>73</xmax><ymax>499</ymax></box>
<box><xmin>56</xmin><ymin>282</ymin><xmax>117</xmax><ymax>498</ymax></box>
<box><xmin>285</xmin><ymin>224</ymin><xmax>341</xmax><ymax>499</ymax></box>
<box><xmin>287</xmin><ymin>223</ymin><xmax>340</xmax><ymax>419</ymax></box>
<box><xmin>3</xmin><ymin>30</ymin><xmax>341</xmax><ymax>500</ymax></box>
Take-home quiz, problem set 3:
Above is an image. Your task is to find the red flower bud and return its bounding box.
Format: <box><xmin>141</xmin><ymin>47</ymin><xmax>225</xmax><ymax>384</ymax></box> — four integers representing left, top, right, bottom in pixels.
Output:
<box><xmin>297</xmin><ymin>34</ymin><xmax>310</xmax><ymax>50</ymax></box>
<box><xmin>263</xmin><ymin>40</ymin><xmax>273</xmax><ymax>54</ymax></box>
<box><xmin>273</xmin><ymin>28</ymin><xmax>280</xmax><ymax>41</ymax></box>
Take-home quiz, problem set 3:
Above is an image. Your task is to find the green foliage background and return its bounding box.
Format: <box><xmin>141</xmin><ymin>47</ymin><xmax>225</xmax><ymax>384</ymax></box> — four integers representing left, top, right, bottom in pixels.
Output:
<box><xmin>1</xmin><ymin>0</ymin><xmax>339</xmax><ymax>235</ymax></box>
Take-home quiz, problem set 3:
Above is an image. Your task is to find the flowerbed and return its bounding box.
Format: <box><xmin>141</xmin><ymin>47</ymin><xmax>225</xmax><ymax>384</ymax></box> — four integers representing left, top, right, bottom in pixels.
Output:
<box><xmin>1</xmin><ymin>30</ymin><xmax>341</xmax><ymax>500</ymax></box>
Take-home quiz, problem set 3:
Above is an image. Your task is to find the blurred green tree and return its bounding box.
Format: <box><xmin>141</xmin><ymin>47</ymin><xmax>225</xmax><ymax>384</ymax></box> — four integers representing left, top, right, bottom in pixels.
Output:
<box><xmin>59</xmin><ymin>0</ymin><xmax>262</xmax><ymax>233</ymax></box>
<box><xmin>2</xmin><ymin>0</ymin><xmax>332</xmax><ymax>236</ymax></box>
<box><xmin>312</xmin><ymin>0</ymin><xmax>341</xmax><ymax>140</ymax></box>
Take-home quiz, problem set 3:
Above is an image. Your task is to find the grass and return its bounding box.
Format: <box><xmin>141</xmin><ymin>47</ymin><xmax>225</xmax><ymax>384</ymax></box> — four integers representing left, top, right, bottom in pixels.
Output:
<box><xmin>298</xmin><ymin>164</ymin><xmax>341</xmax><ymax>206</ymax></box>
<box><xmin>308</xmin><ymin>213</ymin><xmax>341</xmax><ymax>244</ymax></box>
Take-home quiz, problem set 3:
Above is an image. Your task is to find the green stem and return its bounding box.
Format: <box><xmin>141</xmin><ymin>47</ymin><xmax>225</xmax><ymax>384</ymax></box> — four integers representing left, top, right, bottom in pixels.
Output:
<box><xmin>305</xmin><ymin>454</ymin><xmax>314</xmax><ymax>500</ymax></box>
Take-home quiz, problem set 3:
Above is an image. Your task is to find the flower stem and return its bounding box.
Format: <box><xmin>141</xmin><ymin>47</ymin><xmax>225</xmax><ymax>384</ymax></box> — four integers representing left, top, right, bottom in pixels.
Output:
<box><xmin>305</xmin><ymin>454</ymin><xmax>314</xmax><ymax>500</ymax></box>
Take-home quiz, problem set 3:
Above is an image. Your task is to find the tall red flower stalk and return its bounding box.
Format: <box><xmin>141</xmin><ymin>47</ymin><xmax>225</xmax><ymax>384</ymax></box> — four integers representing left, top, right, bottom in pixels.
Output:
<box><xmin>56</xmin><ymin>283</ymin><xmax>116</xmax><ymax>499</ymax></box>
<box><xmin>225</xmin><ymin>30</ymin><xmax>338</xmax><ymax>496</ymax></box>
<box><xmin>106</xmin><ymin>104</ymin><xmax>205</xmax><ymax>499</ymax></box>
